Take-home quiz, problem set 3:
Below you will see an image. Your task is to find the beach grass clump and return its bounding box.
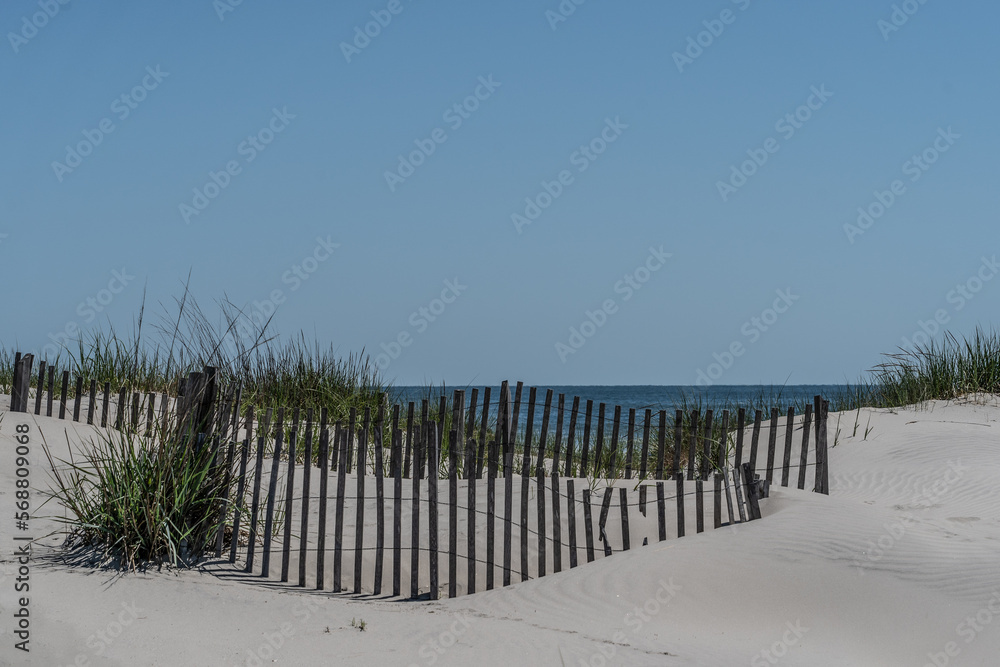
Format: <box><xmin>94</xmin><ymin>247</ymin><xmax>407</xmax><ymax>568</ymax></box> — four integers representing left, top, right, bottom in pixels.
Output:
<box><xmin>42</xmin><ymin>423</ymin><xmax>229</xmax><ymax>570</ymax></box>
<box><xmin>0</xmin><ymin>286</ymin><xmax>388</xmax><ymax>422</ymax></box>
<box><xmin>858</xmin><ymin>327</ymin><xmax>1000</xmax><ymax>408</ymax></box>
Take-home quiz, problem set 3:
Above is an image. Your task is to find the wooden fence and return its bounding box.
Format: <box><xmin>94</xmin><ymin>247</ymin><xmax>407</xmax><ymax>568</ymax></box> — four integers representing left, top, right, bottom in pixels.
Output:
<box><xmin>8</xmin><ymin>355</ymin><xmax>830</xmax><ymax>599</ymax></box>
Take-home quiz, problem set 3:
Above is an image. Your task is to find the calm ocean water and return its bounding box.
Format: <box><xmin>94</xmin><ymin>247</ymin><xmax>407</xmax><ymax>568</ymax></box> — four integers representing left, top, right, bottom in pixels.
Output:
<box><xmin>391</xmin><ymin>384</ymin><xmax>849</xmax><ymax>424</ymax></box>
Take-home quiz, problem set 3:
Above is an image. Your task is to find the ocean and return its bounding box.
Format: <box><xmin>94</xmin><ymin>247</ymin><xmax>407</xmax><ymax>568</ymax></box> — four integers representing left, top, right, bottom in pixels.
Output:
<box><xmin>390</xmin><ymin>384</ymin><xmax>849</xmax><ymax>427</ymax></box>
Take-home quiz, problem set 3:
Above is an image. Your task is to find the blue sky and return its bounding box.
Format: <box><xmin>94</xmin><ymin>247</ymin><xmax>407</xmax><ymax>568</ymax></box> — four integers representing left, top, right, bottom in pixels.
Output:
<box><xmin>2</xmin><ymin>0</ymin><xmax>997</xmax><ymax>387</ymax></box>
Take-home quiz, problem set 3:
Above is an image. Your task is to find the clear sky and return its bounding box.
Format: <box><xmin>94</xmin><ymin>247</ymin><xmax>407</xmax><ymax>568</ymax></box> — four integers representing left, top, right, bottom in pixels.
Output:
<box><xmin>2</xmin><ymin>0</ymin><xmax>997</xmax><ymax>387</ymax></box>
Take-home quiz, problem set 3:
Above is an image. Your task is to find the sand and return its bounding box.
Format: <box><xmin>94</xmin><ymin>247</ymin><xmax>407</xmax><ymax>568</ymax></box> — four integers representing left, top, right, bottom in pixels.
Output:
<box><xmin>1</xmin><ymin>395</ymin><xmax>998</xmax><ymax>666</ymax></box>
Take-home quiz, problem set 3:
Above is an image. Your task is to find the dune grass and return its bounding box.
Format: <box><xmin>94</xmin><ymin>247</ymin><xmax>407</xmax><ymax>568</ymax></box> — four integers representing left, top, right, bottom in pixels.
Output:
<box><xmin>41</xmin><ymin>422</ymin><xmax>229</xmax><ymax>569</ymax></box>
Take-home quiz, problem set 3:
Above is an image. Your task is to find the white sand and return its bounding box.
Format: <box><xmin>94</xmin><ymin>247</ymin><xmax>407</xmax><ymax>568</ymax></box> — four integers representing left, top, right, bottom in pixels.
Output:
<box><xmin>1</xmin><ymin>395</ymin><xmax>998</xmax><ymax>666</ymax></box>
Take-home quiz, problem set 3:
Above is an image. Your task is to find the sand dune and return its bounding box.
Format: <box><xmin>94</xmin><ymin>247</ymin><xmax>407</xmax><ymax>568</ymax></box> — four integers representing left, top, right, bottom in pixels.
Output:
<box><xmin>1</xmin><ymin>396</ymin><xmax>998</xmax><ymax>665</ymax></box>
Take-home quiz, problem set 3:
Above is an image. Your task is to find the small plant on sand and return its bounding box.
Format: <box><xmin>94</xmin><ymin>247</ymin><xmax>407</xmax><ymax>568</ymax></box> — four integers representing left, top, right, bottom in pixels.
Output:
<box><xmin>41</xmin><ymin>419</ymin><xmax>232</xmax><ymax>570</ymax></box>
<box><xmin>351</xmin><ymin>618</ymin><xmax>367</xmax><ymax>632</ymax></box>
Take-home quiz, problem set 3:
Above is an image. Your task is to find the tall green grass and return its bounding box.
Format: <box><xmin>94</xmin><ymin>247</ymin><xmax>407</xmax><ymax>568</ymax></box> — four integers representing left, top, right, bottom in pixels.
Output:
<box><xmin>42</xmin><ymin>422</ymin><xmax>229</xmax><ymax>569</ymax></box>
<box><xmin>1</xmin><ymin>288</ymin><xmax>387</xmax><ymax>421</ymax></box>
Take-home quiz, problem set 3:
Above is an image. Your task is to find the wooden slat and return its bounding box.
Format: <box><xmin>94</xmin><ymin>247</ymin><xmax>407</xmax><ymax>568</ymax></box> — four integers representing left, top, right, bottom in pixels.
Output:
<box><xmin>551</xmin><ymin>471</ymin><xmax>562</xmax><ymax>573</ymax></box>
<box><xmin>392</xmin><ymin>428</ymin><xmax>403</xmax><ymax>597</ymax></box>
<box><xmin>353</xmin><ymin>408</ymin><xmax>369</xmax><ymax>593</ymax></box>
<box><xmin>373</xmin><ymin>405</ymin><xmax>386</xmax><ymax>595</ymax></box>
<box><xmin>298</xmin><ymin>409</ymin><xmax>314</xmax><ymax>587</ymax></box>
<box><xmin>742</xmin><ymin>463</ymin><xmax>762</xmax><ymax>520</ymax></box>
<box><xmin>59</xmin><ymin>371</ymin><xmax>69</xmax><ymax>420</ymax></box>
<box><xmin>639</xmin><ymin>408</ymin><xmax>651</xmax><ymax>479</ymax></box>
<box><xmin>567</xmin><ymin>479</ymin><xmax>578</xmax><ymax>567</ymax></box>
<box><xmin>686</xmin><ymin>409</ymin><xmax>699</xmax><ymax>480</ymax></box>
<box><xmin>583</xmin><ymin>489</ymin><xmax>595</xmax><ymax>563</ymax></box>
<box><xmin>316</xmin><ymin>410</ymin><xmax>330</xmax><ymax>590</ymax></box>
<box><xmin>448</xmin><ymin>429</ymin><xmax>458</xmax><ymax>598</ymax></box>
<box><xmin>675</xmin><ymin>410</ymin><xmax>685</xmax><ymax>538</ymax></box>
<box><xmin>565</xmin><ymin>396</ymin><xmax>580</xmax><ymax>477</ymax></box>
<box><xmin>476</xmin><ymin>387</ymin><xmax>491</xmax><ymax>478</ymax></box>
<box><xmin>536</xmin><ymin>390</ymin><xmax>552</xmax><ymax>578</ymax></box>
<box><xmin>553</xmin><ymin>393</ymin><xmax>565</xmax><ymax>476</ymax></box>
<box><xmin>695</xmin><ymin>479</ymin><xmax>704</xmax><ymax>533</ymax></box>
<box><xmin>701</xmin><ymin>410</ymin><xmax>713</xmax><ymax>480</ymax></box>
<box><xmin>520</xmin><ymin>387</ymin><xmax>537</xmax><ymax>582</ymax></box>
<box><xmin>593</xmin><ymin>403</ymin><xmax>607</xmax><ymax>478</ymax></box>
<box><xmin>145</xmin><ymin>392</ymin><xmax>155</xmax><ymax>437</ymax></box>
<box><xmin>115</xmin><ymin>387</ymin><xmax>126</xmax><ymax>430</ymax></box>
<box><xmin>467</xmin><ymin>434</ymin><xmax>477</xmax><ymax>594</ymax></box>
<box><xmin>609</xmin><ymin>405</ymin><xmax>622</xmax><ymax>478</ymax></box>
<box><xmin>87</xmin><ymin>379</ymin><xmax>97</xmax><ymax>425</ymax></box>
<box><xmin>335</xmin><ymin>427</ymin><xmax>349</xmax><ymax>592</ymax></box>
<box><xmin>410</xmin><ymin>425</ymin><xmax>423</xmax><ymax>598</ymax></box>
<box><xmin>389</xmin><ymin>404</ymin><xmax>400</xmax><ymax>476</ymax></box>
<box><xmin>748</xmin><ymin>409</ymin><xmax>763</xmax><ymax>475</ymax></box>
<box><xmin>815</xmin><ymin>398</ymin><xmax>830</xmax><ymax>495</ymax></box>
<box><xmin>656</xmin><ymin>410</ymin><xmax>667</xmax><ymax>479</ymax></box>
<box><xmin>280</xmin><ymin>422</ymin><xmax>297</xmax><ymax>583</ymax></box>
<box><xmin>503</xmin><ymin>391</ymin><xmax>514</xmax><ymax>586</ymax></box>
<box><xmin>404</xmin><ymin>402</ymin><xmax>414</xmax><ymax>478</ymax></box>
<box><xmin>579</xmin><ymin>399</ymin><xmax>594</xmax><ymax>476</ymax></box>
<box><xmin>656</xmin><ymin>482</ymin><xmax>666</xmax><ymax>541</ymax></box>
<box><xmin>598</xmin><ymin>487</ymin><xmax>613</xmax><ymax>557</ymax></box>
<box><xmin>509</xmin><ymin>382</ymin><xmax>523</xmax><ymax>473</ymax></box>
<box><xmin>46</xmin><ymin>366</ymin><xmax>55</xmax><ymax>417</ymax></box>
<box><xmin>714</xmin><ymin>410</ymin><xmax>729</xmax><ymax>529</ymax></box>
<box><xmin>619</xmin><ymin>487</ymin><xmax>630</xmax><ymax>551</ymax></box>
<box><xmin>34</xmin><ymin>360</ymin><xmax>45</xmax><ymax>415</ymax></box>
<box><xmin>766</xmin><ymin>407</ymin><xmax>779</xmax><ymax>484</ymax></box>
<box><xmin>131</xmin><ymin>391</ymin><xmax>140</xmax><ymax>431</ymax></box>
<box><xmin>486</xmin><ymin>438</ymin><xmax>497</xmax><ymax>589</ymax></box>
<box><xmin>781</xmin><ymin>407</ymin><xmax>795</xmax><ymax>487</ymax></box>
<box><xmin>723</xmin><ymin>466</ymin><xmax>736</xmax><ymax>525</ymax></box>
<box><xmin>428</xmin><ymin>423</ymin><xmax>440</xmax><ymax>600</ymax></box>
<box><xmin>733</xmin><ymin>465</ymin><xmax>748</xmax><ymax>523</ymax></box>
<box><xmin>230</xmin><ymin>434</ymin><xmax>252</xmax><ymax>563</ymax></box>
<box><xmin>261</xmin><ymin>408</ymin><xmax>285</xmax><ymax>578</ymax></box>
<box><xmin>624</xmin><ymin>407</ymin><xmax>635</xmax><ymax>479</ymax></box>
<box><xmin>244</xmin><ymin>407</ymin><xmax>271</xmax><ymax>573</ymax></box>
<box><xmin>346</xmin><ymin>407</ymin><xmax>357</xmax><ymax>474</ymax></box>
<box><xmin>734</xmin><ymin>408</ymin><xmax>746</xmax><ymax>469</ymax></box>
<box><xmin>798</xmin><ymin>404</ymin><xmax>813</xmax><ymax>490</ymax></box>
